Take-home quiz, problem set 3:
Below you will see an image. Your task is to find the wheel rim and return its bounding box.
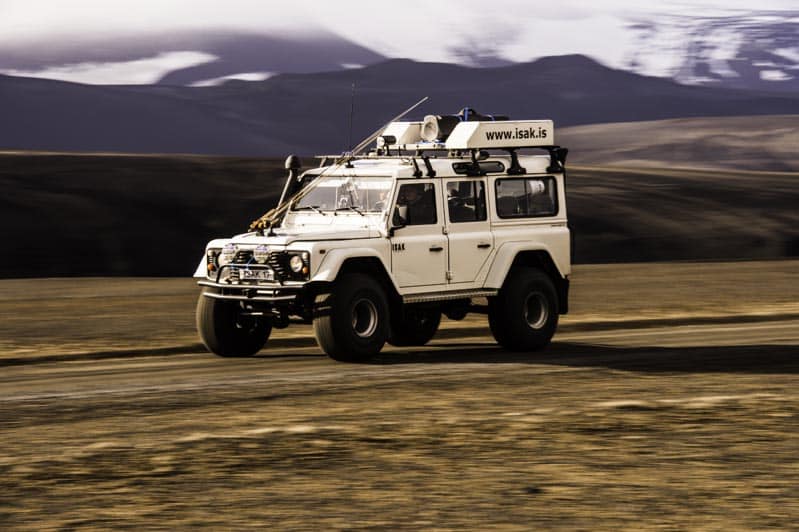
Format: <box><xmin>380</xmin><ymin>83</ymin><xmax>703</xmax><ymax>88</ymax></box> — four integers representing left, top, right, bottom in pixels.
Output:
<box><xmin>352</xmin><ymin>298</ymin><xmax>378</xmax><ymax>338</ymax></box>
<box><xmin>523</xmin><ymin>292</ymin><xmax>549</xmax><ymax>330</ymax></box>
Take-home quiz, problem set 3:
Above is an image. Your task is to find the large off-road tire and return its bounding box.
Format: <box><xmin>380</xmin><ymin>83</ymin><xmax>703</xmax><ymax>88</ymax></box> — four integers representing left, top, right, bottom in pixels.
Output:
<box><xmin>388</xmin><ymin>307</ymin><xmax>441</xmax><ymax>347</ymax></box>
<box><xmin>313</xmin><ymin>274</ymin><xmax>389</xmax><ymax>362</ymax></box>
<box><xmin>196</xmin><ymin>293</ymin><xmax>272</xmax><ymax>357</ymax></box>
<box><xmin>488</xmin><ymin>267</ymin><xmax>559</xmax><ymax>351</ymax></box>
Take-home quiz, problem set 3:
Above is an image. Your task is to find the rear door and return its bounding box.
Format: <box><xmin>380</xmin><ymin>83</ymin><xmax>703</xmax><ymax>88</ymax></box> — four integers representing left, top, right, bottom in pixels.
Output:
<box><xmin>444</xmin><ymin>179</ymin><xmax>493</xmax><ymax>284</ymax></box>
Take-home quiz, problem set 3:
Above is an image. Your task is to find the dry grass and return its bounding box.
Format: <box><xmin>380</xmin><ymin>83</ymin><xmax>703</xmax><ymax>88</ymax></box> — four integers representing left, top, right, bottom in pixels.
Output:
<box><xmin>0</xmin><ymin>263</ymin><xmax>798</xmax><ymax>529</ymax></box>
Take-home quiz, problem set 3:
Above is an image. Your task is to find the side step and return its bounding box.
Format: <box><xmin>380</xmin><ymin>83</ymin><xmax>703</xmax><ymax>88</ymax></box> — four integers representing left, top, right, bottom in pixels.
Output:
<box><xmin>403</xmin><ymin>289</ymin><xmax>497</xmax><ymax>304</ymax></box>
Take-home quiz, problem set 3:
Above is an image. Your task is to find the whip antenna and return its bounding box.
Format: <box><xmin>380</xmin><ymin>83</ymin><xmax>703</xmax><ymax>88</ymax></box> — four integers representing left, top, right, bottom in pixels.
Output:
<box><xmin>348</xmin><ymin>82</ymin><xmax>356</xmax><ymax>152</ymax></box>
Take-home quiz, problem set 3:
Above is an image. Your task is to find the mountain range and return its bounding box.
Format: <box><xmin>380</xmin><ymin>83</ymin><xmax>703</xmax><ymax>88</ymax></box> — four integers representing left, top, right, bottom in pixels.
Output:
<box><xmin>2</xmin><ymin>54</ymin><xmax>798</xmax><ymax>156</ymax></box>
<box><xmin>2</xmin><ymin>9</ymin><xmax>797</xmax><ymax>92</ymax></box>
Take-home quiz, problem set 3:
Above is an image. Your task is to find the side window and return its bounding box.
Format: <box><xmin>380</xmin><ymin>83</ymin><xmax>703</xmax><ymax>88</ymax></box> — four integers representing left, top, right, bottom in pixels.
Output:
<box><xmin>495</xmin><ymin>177</ymin><xmax>558</xmax><ymax>218</ymax></box>
<box><xmin>446</xmin><ymin>180</ymin><xmax>487</xmax><ymax>223</ymax></box>
<box><xmin>396</xmin><ymin>183</ymin><xmax>437</xmax><ymax>225</ymax></box>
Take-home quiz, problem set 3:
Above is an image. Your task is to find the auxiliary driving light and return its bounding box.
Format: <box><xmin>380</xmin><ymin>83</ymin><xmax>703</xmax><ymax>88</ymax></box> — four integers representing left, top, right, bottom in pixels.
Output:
<box><xmin>219</xmin><ymin>243</ymin><xmax>236</xmax><ymax>266</ymax></box>
<box><xmin>253</xmin><ymin>245</ymin><xmax>270</xmax><ymax>264</ymax></box>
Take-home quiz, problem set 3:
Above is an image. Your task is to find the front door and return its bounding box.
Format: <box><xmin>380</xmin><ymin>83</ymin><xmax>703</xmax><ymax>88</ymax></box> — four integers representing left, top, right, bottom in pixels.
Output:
<box><xmin>390</xmin><ymin>180</ymin><xmax>449</xmax><ymax>288</ymax></box>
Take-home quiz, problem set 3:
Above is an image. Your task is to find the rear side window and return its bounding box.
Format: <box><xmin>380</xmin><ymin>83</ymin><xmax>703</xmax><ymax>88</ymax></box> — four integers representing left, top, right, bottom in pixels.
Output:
<box><xmin>446</xmin><ymin>180</ymin><xmax>487</xmax><ymax>223</ymax></box>
<box><xmin>495</xmin><ymin>177</ymin><xmax>558</xmax><ymax>218</ymax></box>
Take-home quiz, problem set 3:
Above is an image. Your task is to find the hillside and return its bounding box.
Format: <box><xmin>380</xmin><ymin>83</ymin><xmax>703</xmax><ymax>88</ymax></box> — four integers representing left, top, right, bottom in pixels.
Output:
<box><xmin>2</xmin><ymin>152</ymin><xmax>797</xmax><ymax>278</ymax></box>
<box><xmin>560</xmin><ymin>115</ymin><xmax>799</xmax><ymax>172</ymax></box>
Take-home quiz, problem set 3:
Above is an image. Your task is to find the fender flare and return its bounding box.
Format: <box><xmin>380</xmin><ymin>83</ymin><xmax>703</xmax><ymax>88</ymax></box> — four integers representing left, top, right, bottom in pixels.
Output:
<box><xmin>483</xmin><ymin>241</ymin><xmax>568</xmax><ymax>289</ymax></box>
<box><xmin>193</xmin><ymin>239</ymin><xmax>231</xmax><ymax>278</ymax></box>
<box><xmin>312</xmin><ymin>248</ymin><xmax>400</xmax><ymax>293</ymax></box>
<box><xmin>193</xmin><ymin>256</ymin><xmax>207</xmax><ymax>278</ymax></box>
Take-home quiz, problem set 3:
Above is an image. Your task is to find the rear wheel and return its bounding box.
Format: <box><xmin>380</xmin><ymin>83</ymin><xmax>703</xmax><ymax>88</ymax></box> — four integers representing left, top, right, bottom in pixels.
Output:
<box><xmin>388</xmin><ymin>307</ymin><xmax>441</xmax><ymax>347</ymax></box>
<box><xmin>488</xmin><ymin>267</ymin><xmax>558</xmax><ymax>351</ymax></box>
<box><xmin>313</xmin><ymin>274</ymin><xmax>389</xmax><ymax>362</ymax></box>
<box><xmin>196</xmin><ymin>293</ymin><xmax>272</xmax><ymax>357</ymax></box>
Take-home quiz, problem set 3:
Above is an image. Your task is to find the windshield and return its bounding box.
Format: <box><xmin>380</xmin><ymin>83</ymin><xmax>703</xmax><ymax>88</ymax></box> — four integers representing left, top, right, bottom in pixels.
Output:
<box><xmin>293</xmin><ymin>175</ymin><xmax>394</xmax><ymax>213</ymax></box>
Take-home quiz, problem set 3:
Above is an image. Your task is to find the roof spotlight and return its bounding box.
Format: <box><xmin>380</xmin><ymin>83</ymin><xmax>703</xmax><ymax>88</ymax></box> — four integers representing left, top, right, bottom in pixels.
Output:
<box><xmin>421</xmin><ymin>114</ymin><xmax>461</xmax><ymax>142</ymax></box>
<box><xmin>376</xmin><ymin>135</ymin><xmax>397</xmax><ymax>148</ymax></box>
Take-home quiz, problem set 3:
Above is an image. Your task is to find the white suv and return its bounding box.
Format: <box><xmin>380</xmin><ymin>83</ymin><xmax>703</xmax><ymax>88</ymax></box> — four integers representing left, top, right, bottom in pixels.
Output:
<box><xmin>194</xmin><ymin>111</ymin><xmax>571</xmax><ymax>362</ymax></box>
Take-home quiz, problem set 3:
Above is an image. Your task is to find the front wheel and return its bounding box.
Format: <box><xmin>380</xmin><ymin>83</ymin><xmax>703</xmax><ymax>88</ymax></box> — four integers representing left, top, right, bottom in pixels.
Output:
<box><xmin>488</xmin><ymin>268</ymin><xmax>559</xmax><ymax>351</ymax></box>
<box><xmin>313</xmin><ymin>274</ymin><xmax>389</xmax><ymax>362</ymax></box>
<box><xmin>196</xmin><ymin>293</ymin><xmax>272</xmax><ymax>357</ymax></box>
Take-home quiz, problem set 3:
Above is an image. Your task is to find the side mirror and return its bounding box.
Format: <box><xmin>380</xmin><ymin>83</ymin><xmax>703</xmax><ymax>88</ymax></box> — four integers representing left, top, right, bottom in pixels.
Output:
<box><xmin>390</xmin><ymin>205</ymin><xmax>408</xmax><ymax>235</ymax></box>
<box><xmin>393</xmin><ymin>205</ymin><xmax>408</xmax><ymax>225</ymax></box>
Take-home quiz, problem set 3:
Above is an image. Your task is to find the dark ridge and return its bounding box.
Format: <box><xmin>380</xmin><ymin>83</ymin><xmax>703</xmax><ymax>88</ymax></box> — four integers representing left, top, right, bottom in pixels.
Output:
<box><xmin>1</xmin><ymin>154</ymin><xmax>797</xmax><ymax>277</ymax></box>
<box><xmin>2</xmin><ymin>56</ymin><xmax>799</xmax><ymax>155</ymax></box>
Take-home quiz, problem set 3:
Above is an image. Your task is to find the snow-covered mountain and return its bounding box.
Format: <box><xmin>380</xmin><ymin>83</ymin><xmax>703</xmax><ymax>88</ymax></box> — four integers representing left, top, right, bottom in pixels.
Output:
<box><xmin>0</xmin><ymin>3</ymin><xmax>797</xmax><ymax>92</ymax></box>
<box><xmin>624</xmin><ymin>11</ymin><xmax>799</xmax><ymax>92</ymax></box>
<box><xmin>0</xmin><ymin>30</ymin><xmax>386</xmax><ymax>86</ymax></box>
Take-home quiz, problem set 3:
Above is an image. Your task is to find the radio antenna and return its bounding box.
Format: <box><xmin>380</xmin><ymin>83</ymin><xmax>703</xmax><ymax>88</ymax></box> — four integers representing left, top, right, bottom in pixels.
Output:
<box><xmin>347</xmin><ymin>82</ymin><xmax>356</xmax><ymax>152</ymax></box>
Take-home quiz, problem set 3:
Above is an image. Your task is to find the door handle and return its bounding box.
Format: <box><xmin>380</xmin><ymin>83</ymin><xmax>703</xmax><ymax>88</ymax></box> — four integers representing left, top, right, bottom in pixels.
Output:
<box><xmin>477</xmin><ymin>243</ymin><xmax>491</xmax><ymax>249</ymax></box>
<box><xmin>429</xmin><ymin>246</ymin><xmax>444</xmax><ymax>252</ymax></box>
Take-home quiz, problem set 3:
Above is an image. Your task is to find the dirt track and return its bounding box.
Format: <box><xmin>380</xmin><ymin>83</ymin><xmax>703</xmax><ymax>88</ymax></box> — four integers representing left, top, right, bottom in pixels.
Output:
<box><xmin>1</xmin><ymin>262</ymin><xmax>798</xmax><ymax>529</ymax></box>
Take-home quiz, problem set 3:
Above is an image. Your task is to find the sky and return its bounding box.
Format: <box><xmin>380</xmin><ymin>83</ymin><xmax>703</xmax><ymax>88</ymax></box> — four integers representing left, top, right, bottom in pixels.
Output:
<box><xmin>1</xmin><ymin>0</ymin><xmax>798</xmax><ymax>84</ymax></box>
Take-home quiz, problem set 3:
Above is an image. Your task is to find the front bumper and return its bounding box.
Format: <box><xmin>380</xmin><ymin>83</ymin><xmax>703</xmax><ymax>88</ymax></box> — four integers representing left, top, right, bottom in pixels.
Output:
<box><xmin>198</xmin><ymin>280</ymin><xmax>303</xmax><ymax>303</ymax></box>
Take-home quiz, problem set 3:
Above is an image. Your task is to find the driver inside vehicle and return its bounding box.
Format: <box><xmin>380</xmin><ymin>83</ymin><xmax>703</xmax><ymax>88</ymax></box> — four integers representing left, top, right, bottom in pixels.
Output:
<box><xmin>396</xmin><ymin>183</ymin><xmax>436</xmax><ymax>225</ymax></box>
<box><xmin>370</xmin><ymin>189</ymin><xmax>389</xmax><ymax>212</ymax></box>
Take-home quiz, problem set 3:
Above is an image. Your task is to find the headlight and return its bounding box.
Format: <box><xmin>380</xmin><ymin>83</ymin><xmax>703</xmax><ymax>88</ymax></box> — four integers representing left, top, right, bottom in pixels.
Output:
<box><xmin>289</xmin><ymin>254</ymin><xmax>304</xmax><ymax>273</ymax></box>
<box><xmin>253</xmin><ymin>245</ymin><xmax>270</xmax><ymax>264</ymax></box>
<box><xmin>218</xmin><ymin>243</ymin><xmax>236</xmax><ymax>266</ymax></box>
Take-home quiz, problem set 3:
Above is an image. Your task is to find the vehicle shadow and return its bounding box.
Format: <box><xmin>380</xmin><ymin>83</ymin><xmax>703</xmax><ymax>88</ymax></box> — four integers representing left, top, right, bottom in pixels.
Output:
<box><xmin>370</xmin><ymin>341</ymin><xmax>799</xmax><ymax>374</ymax></box>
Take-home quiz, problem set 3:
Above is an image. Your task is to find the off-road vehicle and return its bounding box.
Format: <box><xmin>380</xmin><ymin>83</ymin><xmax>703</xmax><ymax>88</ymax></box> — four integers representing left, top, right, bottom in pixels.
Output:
<box><xmin>194</xmin><ymin>105</ymin><xmax>571</xmax><ymax>362</ymax></box>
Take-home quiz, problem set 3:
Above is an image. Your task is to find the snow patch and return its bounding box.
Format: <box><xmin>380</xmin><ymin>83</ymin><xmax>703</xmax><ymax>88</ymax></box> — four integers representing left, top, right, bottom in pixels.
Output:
<box><xmin>774</xmin><ymin>47</ymin><xmax>799</xmax><ymax>63</ymax></box>
<box><xmin>191</xmin><ymin>72</ymin><xmax>273</xmax><ymax>87</ymax></box>
<box><xmin>760</xmin><ymin>70</ymin><xmax>792</xmax><ymax>81</ymax></box>
<box><xmin>705</xmin><ymin>28</ymin><xmax>742</xmax><ymax>78</ymax></box>
<box><xmin>0</xmin><ymin>51</ymin><xmax>217</xmax><ymax>85</ymax></box>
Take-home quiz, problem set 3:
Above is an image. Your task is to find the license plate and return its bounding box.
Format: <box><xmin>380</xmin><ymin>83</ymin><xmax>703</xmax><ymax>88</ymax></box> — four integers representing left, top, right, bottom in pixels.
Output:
<box><xmin>240</xmin><ymin>268</ymin><xmax>274</xmax><ymax>281</ymax></box>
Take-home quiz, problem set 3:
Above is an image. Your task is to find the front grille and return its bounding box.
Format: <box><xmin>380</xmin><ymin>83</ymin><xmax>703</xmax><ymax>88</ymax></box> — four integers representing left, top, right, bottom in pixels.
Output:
<box><xmin>267</xmin><ymin>252</ymin><xmax>289</xmax><ymax>279</ymax></box>
<box><xmin>232</xmin><ymin>250</ymin><xmax>254</xmax><ymax>264</ymax></box>
<box><xmin>223</xmin><ymin>249</ymin><xmax>289</xmax><ymax>283</ymax></box>
<box><xmin>216</xmin><ymin>248</ymin><xmax>301</xmax><ymax>284</ymax></box>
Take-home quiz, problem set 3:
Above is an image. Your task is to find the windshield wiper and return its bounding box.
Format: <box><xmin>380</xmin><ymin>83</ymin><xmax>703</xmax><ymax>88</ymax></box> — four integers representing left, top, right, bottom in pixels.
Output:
<box><xmin>334</xmin><ymin>205</ymin><xmax>365</xmax><ymax>216</ymax></box>
<box><xmin>294</xmin><ymin>205</ymin><xmax>326</xmax><ymax>215</ymax></box>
